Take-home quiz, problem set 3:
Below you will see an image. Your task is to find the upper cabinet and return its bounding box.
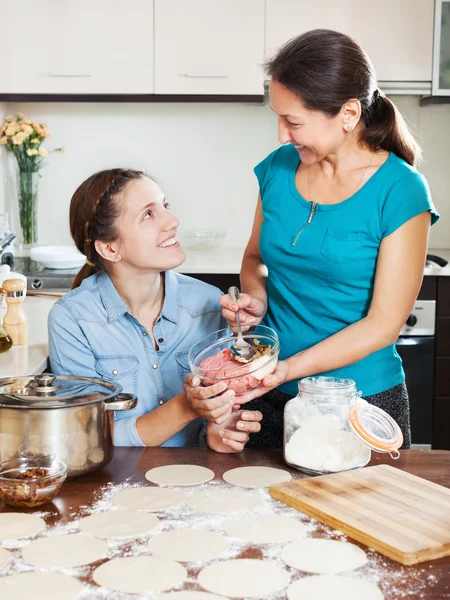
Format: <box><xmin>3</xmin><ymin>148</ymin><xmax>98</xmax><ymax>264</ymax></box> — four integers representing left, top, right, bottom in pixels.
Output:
<box><xmin>154</xmin><ymin>0</ymin><xmax>265</xmax><ymax>95</ymax></box>
<box><xmin>266</xmin><ymin>0</ymin><xmax>435</xmax><ymax>82</ymax></box>
<box><xmin>0</xmin><ymin>0</ymin><xmax>154</xmax><ymax>94</ymax></box>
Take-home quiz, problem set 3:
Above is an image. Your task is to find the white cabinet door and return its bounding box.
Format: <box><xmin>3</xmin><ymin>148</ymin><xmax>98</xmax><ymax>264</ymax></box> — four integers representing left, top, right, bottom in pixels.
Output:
<box><xmin>266</xmin><ymin>0</ymin><xmax>434</xmax><ymax>82</ymax></box>
<box><xmin>0</xmin><ymin>0</ymin><xmax>154</xmax><ymax>94</ymax></box>
<box><xmin>154</xmin><ymin>0</ymin><xmax>265</xmax><ymax>95</ymax></box>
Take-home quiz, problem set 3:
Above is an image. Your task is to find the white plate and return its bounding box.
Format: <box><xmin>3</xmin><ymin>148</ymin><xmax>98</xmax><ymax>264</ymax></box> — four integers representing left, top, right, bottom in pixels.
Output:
<box><xmin>30</xmin><ymin>246</ymin><xmax>86</xmax><ymax>270</ymax></box>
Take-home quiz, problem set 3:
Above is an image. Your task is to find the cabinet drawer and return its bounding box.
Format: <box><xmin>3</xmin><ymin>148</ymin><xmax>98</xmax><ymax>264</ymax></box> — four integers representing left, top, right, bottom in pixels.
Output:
<box><xmin>435</xmin><ymin>358</ymin><xmax>450</xmax><ymax>397</ymax></box>
<box><xmin>418</xmin><ymin>276</ymin><xmax>437</xmax><ymax>300</ymax></box>
<box><xmin>436</xmin><ymin>318</ymin><xmax>450</xmax><ymax>357</ymax></box>
<box><xmin>437</xmin><ymin>278</ymin><xmax>450</xmax><ymax>316</ymax></box>
<box><xmin>433</xmin><ymin>397</ymin><xmax>450</xmax><ymax>450</ymax></box>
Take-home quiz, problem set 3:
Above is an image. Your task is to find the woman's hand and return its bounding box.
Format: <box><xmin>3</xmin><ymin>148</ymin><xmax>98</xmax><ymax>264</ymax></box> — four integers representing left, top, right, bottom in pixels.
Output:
<box><xmin>219</xmin><ymin>292</ymin><xmax>266</xmax><ymax>332</ymax></box>
<box><xmin>232</xmin><ymin>360</ymin><xmax>291</xmax><ymax>407</ymax></box>
<box><xmin>206</xmin><ymin>410</ymin><xmax>263</xmax><ymax>453</ymax></box>
<box><xmin>184</xmin><ymin>374</ymin><xmax>235</xmax><ymax>424</ymax></box>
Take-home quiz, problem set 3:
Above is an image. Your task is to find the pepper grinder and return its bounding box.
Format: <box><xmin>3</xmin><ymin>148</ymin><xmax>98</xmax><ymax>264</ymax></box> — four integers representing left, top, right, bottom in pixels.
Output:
<box><xmin>2</xmin><ymin>278</ymin><xmax>27</xmax><ymax>346</ymax></box>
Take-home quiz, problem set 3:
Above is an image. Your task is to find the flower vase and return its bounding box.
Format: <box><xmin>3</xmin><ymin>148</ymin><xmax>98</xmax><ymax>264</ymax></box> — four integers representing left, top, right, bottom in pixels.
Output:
<box><xmin>17</xmin><ymin>168</ymin><xmax>39</xmax><ymax>248</ymax></box>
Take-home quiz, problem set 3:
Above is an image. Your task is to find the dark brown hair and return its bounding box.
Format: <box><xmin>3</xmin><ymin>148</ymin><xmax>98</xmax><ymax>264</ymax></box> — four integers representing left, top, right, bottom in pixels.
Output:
<box><xmin>266</xmin><ymin>29</ymin><xmax>421</xmax><ymax>166</ymax></box>
<box><xmin>70</xmin><ymin>168</ymin><xmax>146</xmax><ymax>289</ymax></box>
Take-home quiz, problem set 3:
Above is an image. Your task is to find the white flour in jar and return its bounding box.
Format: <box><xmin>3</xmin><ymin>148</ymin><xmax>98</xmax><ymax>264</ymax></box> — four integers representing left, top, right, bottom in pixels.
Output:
<box><xmin>285</xmin><ymin>413</ymin><xmax>371</xmax><ymax>472</ymax></box>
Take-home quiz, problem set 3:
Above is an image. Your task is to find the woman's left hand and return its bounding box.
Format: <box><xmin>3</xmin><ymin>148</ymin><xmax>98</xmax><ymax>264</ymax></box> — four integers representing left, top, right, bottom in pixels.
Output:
<box><xmin>206</xmin><ymin>409</ymin><xmax>263</xmax><ymax>453</ymax></box>
<box><xmin>232</xmin><ymin>360</ymin><xmax>290</xmax><ymax>407</ymax></box>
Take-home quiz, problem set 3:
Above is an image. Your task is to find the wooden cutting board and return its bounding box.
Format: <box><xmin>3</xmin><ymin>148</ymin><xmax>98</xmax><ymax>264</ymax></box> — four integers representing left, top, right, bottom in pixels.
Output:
<box><xmin>270</xmin><ymin>464</ymin><xmax>450</xmax><ymax>565</ymax></box>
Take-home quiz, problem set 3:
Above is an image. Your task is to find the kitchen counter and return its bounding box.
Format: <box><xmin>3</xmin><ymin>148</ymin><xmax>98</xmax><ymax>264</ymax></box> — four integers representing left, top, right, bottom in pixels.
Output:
<box><xmin>176</xmin><ymin>247</ymin><xmax>450</xmax><ymax>276</ymax></box>
<box><xmin>1</xmin><ymin>448</ymin><xmax>448</xmax><ymax>598</ymax></box>
<box><xmin>0</xmin><ymin>296</ymin><xmax>57</xmax><ymax>378</ymax></box>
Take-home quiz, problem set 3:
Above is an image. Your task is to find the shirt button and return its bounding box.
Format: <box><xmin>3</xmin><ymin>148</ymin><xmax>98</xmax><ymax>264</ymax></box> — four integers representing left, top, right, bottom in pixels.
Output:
<box><xmin>152</xmin><ymin>364</ymin><xmax>158</xmax><ymax>369</ymax></box>
<box><xmin>158</xmin><ymin>337</ymin><xmax>164</xmax><ymax>343</ymax></box>
<box><xmin>142</xmin><ymin>331</ymin><xmax>148</xmax><ymax>336</ymax></box>
<box><xmin>159</xmin><ymin>399</ymin><xmax>164</xmax><ymax>405</ymax></box>
<box><xmin>112</xmin><ymin>369</ymin><xmax>118</xmax><ymax>375</ymax></box>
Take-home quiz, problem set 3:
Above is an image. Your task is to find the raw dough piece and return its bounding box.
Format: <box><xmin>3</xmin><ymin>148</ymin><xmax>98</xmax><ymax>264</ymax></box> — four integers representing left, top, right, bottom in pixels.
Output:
<box><xmin>187</xmin><ymin>489</ymin><xmax>259</xmax><ymax>514</ymax></box>
<box><xmin>159</xmin><ymin>593</ymin><xmax>225</xmax><ymax>600</ymax></box>
<box><xmin>0</xmin><ymin>547</ymin><xmax>10</xmax><ymax>569</ymax></box>
<box><xmin>0</xmin><ymin>513</ymin><xmax>45</xmax><ymax>540</ymax></box>
<box><xmin>113</xmin><ymin>486</ymin><xmax>185</xmax><ymax>511</ymax></box>
<box><xmin>282</xmin><ymin>539</ymin><xmax>367</xmax><ymax>573</ymax></box>
<box><xmin>22</xmin><ymin>532</ymin><xmax>108</xmax><ymax>568</ymax></box>
<box><xmin>79</xmin><ymin>510</ymin><xmax>159</xmax><ymax>538</ymax></box>
<box><xmin>148</xmin><ymin>529</ymin><xmax>230</xmax><ymax>562</ymax></box>
<box><xmin>145</xmin><ymin>464</ymin><xmax>214</xmax><ymax>486</ymax></box>
<box><xmin>198</xmin><ymin>559</ymin><xmax>290</xmax><ymax>598</ymax></box>
<box><xmin>287</xmin><ymin>574</ymin><xmax>384</xmax><ymax>599</ymax></box>
<box><xmin>0</xmin><ymin>571</ymin><xmax>83</xmax><ymax>600</ymax></box>
<box><xmin>225</xmin><ymin>515</ymin><xmax>307</xmax><ymax>543</ymax></box>
<box><xmin>223</xmin><ymin>466</ymin><xmax>291</xmax><ymax>488</ymax></box>
<box><xmin>93</xmin><ymin>555</ymin><xmax>186</xmax><ymax>594</ymax></box>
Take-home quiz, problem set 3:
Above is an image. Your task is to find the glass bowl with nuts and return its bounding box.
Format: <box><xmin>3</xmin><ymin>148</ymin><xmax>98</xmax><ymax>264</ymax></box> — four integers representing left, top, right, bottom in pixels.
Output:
<box><xmin>0</xmin><ymin>456</ymin><xmax>67</xmax><ymax>508</ymax></box>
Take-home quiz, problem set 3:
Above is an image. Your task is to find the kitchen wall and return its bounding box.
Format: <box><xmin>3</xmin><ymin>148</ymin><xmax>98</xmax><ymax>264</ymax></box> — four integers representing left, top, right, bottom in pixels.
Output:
<box><xmin>0</xmin><ymin>96</ymin><xmax>449</xmax><ymax>250</ymax></box>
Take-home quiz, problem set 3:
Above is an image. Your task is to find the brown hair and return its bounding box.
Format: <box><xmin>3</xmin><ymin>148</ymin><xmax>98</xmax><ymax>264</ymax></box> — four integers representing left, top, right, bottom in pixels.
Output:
<box><xmin>266</xmin><ymin>29</ymin><xmax>421</xmax><ymax>166</ymax></box>
<box><xmin>70</xmin><ymin>168</ymin><xmax>146</xmax><ymax>289</ymax></box>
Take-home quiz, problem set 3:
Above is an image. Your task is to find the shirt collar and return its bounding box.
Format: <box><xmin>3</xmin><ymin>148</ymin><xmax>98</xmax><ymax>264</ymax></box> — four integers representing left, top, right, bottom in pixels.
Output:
<box><xmin>97</xmin><ymin>270</ymin><xmax>179</xmax><ymax>324</ymax></box>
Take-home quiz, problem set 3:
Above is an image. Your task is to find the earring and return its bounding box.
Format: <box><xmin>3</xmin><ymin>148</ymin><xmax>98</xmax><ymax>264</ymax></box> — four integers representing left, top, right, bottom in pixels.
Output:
<box><xmin>346</xmin><ymin>125</ymin><xmax>353</xmax><ymax>131</ymax></box>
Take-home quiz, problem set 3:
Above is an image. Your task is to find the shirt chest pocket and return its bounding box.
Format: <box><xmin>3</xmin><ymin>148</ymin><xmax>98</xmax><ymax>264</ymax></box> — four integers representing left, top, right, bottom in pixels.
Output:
<box><xmin>320</xmin><ymin>228</ymin><xmax>364</xmax><ymax>264</ymax></box>
<box><xmin>94</xmin><ymin>354</ymin><xmax>139</xmax><ymax>395</ymax></box>
<box><xmin>175</xmin><ymin>350</ymin><xmax>191</xmax><ymax>383</ymax></box>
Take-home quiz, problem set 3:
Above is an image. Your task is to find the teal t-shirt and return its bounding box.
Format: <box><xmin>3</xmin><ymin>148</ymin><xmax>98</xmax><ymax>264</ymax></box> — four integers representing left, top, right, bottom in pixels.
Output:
<box><xmin>255</xmin><ymin>145</ymin><xmax>439</xmax><ymax>397</ymax></box>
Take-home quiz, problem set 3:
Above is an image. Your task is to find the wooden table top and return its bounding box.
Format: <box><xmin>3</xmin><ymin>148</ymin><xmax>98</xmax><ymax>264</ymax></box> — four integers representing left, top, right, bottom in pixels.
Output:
<box><xmin>1</xmin><ymin>448</ymin><xmax>449</xmax><ymax>599</ymax></box>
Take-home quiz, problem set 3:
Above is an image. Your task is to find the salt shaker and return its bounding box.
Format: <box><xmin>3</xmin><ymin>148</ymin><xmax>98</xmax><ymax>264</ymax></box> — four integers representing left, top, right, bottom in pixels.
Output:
<box><xmin>2</xmin><ymin>278</ymin><xmax>27</xmax><ymax>346</ymax></box>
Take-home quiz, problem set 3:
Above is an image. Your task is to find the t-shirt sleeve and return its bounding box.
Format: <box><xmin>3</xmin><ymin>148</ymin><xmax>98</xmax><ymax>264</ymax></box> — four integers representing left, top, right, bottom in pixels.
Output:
<box><xmin>381</xmin><ymin>170</ymin><xmax>439</xmax><ymax>238</ymax></box>
<box><xmin>254</xmin><ymin>146</ymin><xmax>290</xmax><ymax>196</ymax></box>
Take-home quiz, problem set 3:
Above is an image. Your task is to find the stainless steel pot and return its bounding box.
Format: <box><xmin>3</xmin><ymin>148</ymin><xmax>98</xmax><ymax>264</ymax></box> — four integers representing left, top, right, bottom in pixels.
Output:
<box><xmin>0</xmin><ymin>373</ymin><xmax>137</xmax><ymax>477</ymax></box>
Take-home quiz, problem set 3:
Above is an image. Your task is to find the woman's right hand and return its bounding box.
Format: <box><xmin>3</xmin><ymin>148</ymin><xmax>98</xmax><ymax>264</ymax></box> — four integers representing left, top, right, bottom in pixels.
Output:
<box><xmin>219</xmin><ymin>292</ymin><xmax>266</xmax><ymax>332</ymax></box>
<box><xmin>184</xmin><ymin>374</ymin><xmax>235</xmax><ymax>425</ymax></box>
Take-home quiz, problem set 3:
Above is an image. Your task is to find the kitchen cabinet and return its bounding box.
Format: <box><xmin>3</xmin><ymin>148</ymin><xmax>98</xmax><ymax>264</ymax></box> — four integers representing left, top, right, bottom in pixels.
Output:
<box><xmin>0</xmin><ymin>0</ymin><xmax>154</xmax><ymax>95</ymax></box>
<box><xmin>154</xmin><ymin>0</ymin><xmax>265</xmax><ymax>95</ymax></box>
<box><xmin>434</xmin><ymin>277</ymin><xmax>450</xmax><ymax>449</ymax></box>
<box><xmin>265</xmin><ymin>0</ymin><xmax>434</xmax><ymax>82</ymax></box>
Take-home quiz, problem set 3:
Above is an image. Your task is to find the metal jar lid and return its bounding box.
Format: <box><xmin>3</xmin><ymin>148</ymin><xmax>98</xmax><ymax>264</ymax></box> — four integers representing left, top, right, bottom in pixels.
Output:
<box><xmin>0</xmin><ymin>374</ymin><xmax>122</xmax><ymax>409</ymax></box>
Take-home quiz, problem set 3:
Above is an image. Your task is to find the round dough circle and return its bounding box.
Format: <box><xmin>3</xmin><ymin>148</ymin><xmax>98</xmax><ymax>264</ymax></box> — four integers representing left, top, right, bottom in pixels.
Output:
<box><xmin>282</xmin><ymin>539</ymin><xmax>367</xmax><ymax>573</ymax></box>
<box><xmin>187</xmin><ymin>489</ymin><xmax>259</xmax><ymax>514</ymax></box>
<box><xmin>198</xmin><ymin>559</ymin><xmax>290</xmax><ymax>598</ymax></box>
<box><xmin>0</xmin><ymin>513</ymin><xmax>45</xmax><ymax>541</ymax></box>
<box><xmin>159</xmin><ymin>593</ymin><xmax>225</xmax><ymax>600</ymax></box>
<box><xmin>0</xmin><ymin>547</ymin><xmax>10</xmax><ymax>569</ymax></box>
<box><xmin>148</xmin><ymin>528</ymin><xmax>230</xmax><ymax>562</ymax></box>
<box><xmin>287</xmin><ymin>574</ymin><xmax>384</xmax><ymax>600</ymax></box>
<box><xmin>22</xmin><ymin>532</ymin><xmax>108</xmax><ymax>568</ymax></box>
<box><xmin>145</xmin><ymin>464</ymin><xmax>215</xmax><ymax>486</ymax></box>
<box><xmin>93</xmin><ymin>555</ymin><xmax>187</xmax><ymax>594</ymax></box>
<box><xmin>223</xmin><ymin>466</ymin><xmax>291</xmax><ymax>488</ymax></box>
<box><xmin>0</xmin><ymin>571</ymin><xmax>83</xmax><ymax>600</ymax></box>
<box><xmin>79</xmin><ymin>510</ymin><xmax>159</xmax><ymax>538</ymax></box>
<box><xmin>113</xmin><ymin>486</ymin><xmax>185</xmax><ymax>511</ymax></box>
<box><xmin>225</xmin><ymin>515</ymin><xmax>307</xmax><ymax>543</ymax></box>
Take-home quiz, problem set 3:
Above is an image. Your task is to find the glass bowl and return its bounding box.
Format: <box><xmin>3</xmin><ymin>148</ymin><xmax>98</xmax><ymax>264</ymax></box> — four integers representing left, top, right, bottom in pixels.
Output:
<box><xmin>0</xmin><ymin>456</ymin><xmax>67</xmax><ymax>508</ymax></box>
<box><xmin>188</xmin><ymin>325</ymin><xmax>279</xmax><ymax>395</ymax></box>
<box><xmin>183</xmin><ymin>228</ymin><xmax>226</xmax><ymax>250</ymax></box>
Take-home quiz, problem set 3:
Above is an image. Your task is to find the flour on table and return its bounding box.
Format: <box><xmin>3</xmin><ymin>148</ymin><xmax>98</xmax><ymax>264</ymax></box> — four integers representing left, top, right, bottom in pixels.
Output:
<box><xmin>158</xmin><ymin>593</ymin><xmax>226</xmax><ymax>600</ymax></box>
<box><xmin>287</xmin><ymin>574</ymin><xmax>384</xmax><ymax>599</ymax></box>
<box><xmin>225</xmin><ymin>514</ymin><xmax>307</xmax><ymax>543</ymax></box>
<box><xmin>186</xmin><ymin>488</ymin><xmax>259</xmax><ymax>514</ymax></box>
<box><xmin>93</xmin><ymin>555</ymin><xmax>186</xmax><ymax>594</ymax></box>
<box><xmin>22</xmin><ymin>532</ymin><xmax>108</xmax><ymax>568</ymax></box>
<box><xmin>0</xmin><ymin>571</ymin><xmax>83</xmax><ymax>600</ymax></box>
<box><xmin>148</xmin><ymin>528</ymin><xmax>230</xmax><ymax>562</ymax></box>
<box><xmin>78</xmin><ymin>510</ymin><xmax>160</xmax><ymax>539</ymax></box>
<box><xmin>145</xmin><ymin>465</ymin><xmax>215</xmax><ymax>486</ymax></box>
<box><xmin>0</xmin><ymin>547</ymin><xmax>10</xmax><ymax>569</ymax></box>
<box><xmin>0</xmin><ymin>513</ymin><xmax>46</xmax><ymax>541</ymax></box>
<box><xmin>222</xmin><ymin>465</ymin><xmax>291</xmax><ymax>488</ymax></box>
<box><xmin>112</xmin><ymin>486</ymin><xmax>185</xmax><ymax>511</ymax></box>
<box><xmin>282</xmin><ymin>538</ymin><xmax>368</xmax><ymax>573</ymax></box>
<box><xmin>198</xmin><ymin>558</ymin><xmax>290</xmax><ymax>598</ymax></box>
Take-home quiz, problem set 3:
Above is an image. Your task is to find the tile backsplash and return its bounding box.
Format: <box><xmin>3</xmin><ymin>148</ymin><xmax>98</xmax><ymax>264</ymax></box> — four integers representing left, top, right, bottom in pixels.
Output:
<box><xmin>0</xmin><ymin>96</ymin><xmax>449</xmax><ymax>250</ymax></box>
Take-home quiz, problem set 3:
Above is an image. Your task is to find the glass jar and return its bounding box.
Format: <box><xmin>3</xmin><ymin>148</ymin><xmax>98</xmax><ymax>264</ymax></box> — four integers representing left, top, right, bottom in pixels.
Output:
<box><xmin>284</xmin><ymin>376</ymin><xmax>403</xmax><ymax>475</ymax></box>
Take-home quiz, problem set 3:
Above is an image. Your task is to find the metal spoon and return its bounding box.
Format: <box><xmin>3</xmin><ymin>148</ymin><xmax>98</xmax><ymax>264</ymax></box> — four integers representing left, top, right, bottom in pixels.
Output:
<box><xmin>228</xmin><ymin>286</ymin><xmax>254</xmax><ymax>362</ymax></box>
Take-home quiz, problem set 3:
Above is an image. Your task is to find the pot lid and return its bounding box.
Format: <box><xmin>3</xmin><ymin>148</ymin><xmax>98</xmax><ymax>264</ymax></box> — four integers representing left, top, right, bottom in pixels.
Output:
<box><xmin>349</xmin><ymin>400</ymin><xmax>403</xmax><ymax>459</ymax></box>
<box><xmin>0</xmin><ymin>374</ymin><xmax>122</xmax><ymax>409</ymax></box>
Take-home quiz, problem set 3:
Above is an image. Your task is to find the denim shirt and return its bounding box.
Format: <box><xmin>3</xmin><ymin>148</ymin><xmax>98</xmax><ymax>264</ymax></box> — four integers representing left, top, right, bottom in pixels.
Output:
<box><xmin>48</xmin><ymin>270</ymin><xmax>226</xmax><ymax>447</ymax></box>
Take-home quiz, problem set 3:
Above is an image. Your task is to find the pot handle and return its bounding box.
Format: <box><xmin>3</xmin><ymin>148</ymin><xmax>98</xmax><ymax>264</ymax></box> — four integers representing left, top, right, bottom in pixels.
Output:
<box><xmin>104</xmin><ymin>393</ymin><xmax>138</xmax><ymax>411</ymax></box>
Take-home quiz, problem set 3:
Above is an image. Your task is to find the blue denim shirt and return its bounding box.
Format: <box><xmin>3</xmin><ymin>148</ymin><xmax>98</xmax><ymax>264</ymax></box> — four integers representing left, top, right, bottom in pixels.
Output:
<box><xmin>48</xmin><ymin>270</ymin><xmax>226</xmax><ymax>447</ymax></box>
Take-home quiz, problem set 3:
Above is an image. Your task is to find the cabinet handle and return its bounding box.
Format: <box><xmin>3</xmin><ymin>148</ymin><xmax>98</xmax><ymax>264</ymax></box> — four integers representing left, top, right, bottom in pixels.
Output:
<box><xmin>47</xmin><ymin>72</ymin><xmax>92</xmax><ymax>78</ymax></box>
<box><xmin>181</xmin><ymin>73</ymin><xmax>229</xmax><ymax>79</ymax></box>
